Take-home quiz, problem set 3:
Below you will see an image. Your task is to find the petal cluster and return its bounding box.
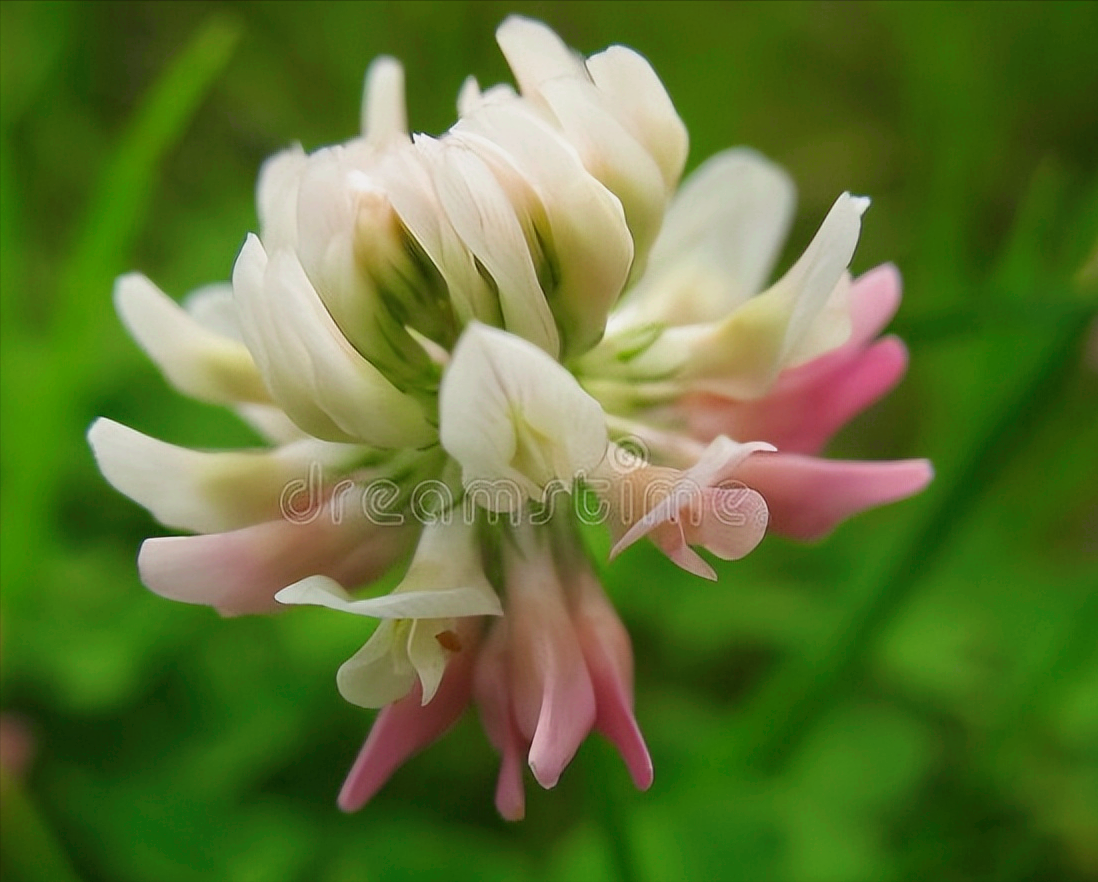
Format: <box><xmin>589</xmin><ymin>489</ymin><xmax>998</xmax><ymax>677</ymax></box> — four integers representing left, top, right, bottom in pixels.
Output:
<box><xmin>90</xmin><ymin>16</ymin><xmax>931</xmax><ymax>818</ymax></box>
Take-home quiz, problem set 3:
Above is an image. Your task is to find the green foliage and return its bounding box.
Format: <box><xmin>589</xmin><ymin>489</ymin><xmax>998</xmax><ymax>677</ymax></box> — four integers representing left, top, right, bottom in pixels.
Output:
<box><xmin>1</xmin><ymin>2</ymin><xmax>1096</xmax><ymax>881</ymax></box>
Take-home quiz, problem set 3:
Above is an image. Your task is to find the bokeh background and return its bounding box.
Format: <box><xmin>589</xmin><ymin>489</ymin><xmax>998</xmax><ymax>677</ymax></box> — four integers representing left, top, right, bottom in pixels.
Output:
<box><xmin>2</xmin><ymin>2</ymin><xmax>1096</xmax><ymax>881</ymax></box>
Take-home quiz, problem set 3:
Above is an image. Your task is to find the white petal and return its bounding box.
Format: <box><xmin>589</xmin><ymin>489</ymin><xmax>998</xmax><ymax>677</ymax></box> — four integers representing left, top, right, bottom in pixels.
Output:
<box><xmin>361</xmin><ymin>56</ymin><xmax>408</xmax><ymax>145</ymax></box>
<box><xmin>407</xmin><ymin>619</ymin><xmax>450</xmax><ymax>704</ymax></box>
<box><xmin>290</xmin><ymin>146</ymin><xmax>402</xmax><ymax>361</ymax></box>
<box><xmin>585</xmin><ymin>45</ymin><xmax>688</xmax><ymax>191</ymax></box>
<box><xmin>379</xmin><ymin>146</ymin><xmax>502</xmax><ymax>326</ymax></box>
<box><xmin>439</xmin><ymin>323</ymin><xmax>607</xmax><ymax>504</ymax></box>
<box><xmin>234</xmin><ymin>403</ymin><xmax>308</xmax><ymax>444</ymax></box>
<box><xmin>337</xmin><ymin>622</ymin><xmax>417</xmax><ymax>708</ymax></box>
<box><xmin>290</xmin><ymin>145</ymin><xmax>381</xmax><ymax>318</ymax></box>
<box><xmin>88</xmin><ymin>418</ymin><xmax>361</xmax><ymax>533</ymax></box>
<box><xmin>280</xmin><ymin>521</ymin><xmax>501</xmax><ymax>708</ymax></box>
<box><xmin>457</xmin><ymin>76</ymin><xmax>482</xmax><ymax>117</ymax></box>
<box><xmin>181</xmin><ymin>282</ymin><xmax>243</xmax><ymax>340</ymax></box>
<box><xmin>256</xmin><ymin>143</ymin><xmax>308</xmax><ymax>251</ymax></box>
<box><xmin>276</xmin><ymin>575</ymin><xmax>501</xmax><ymax>619</ymax></box>
<box><xmin>783</xmin><ymin>269</ymin><xmax>853</xmax><ymax>366</ymax></box>
<box><xmin>114</xmin><ymin>273</ymin><xmax>270</xmax><ymax>405</ymax></box>
<box><xmin>534</xmin><ymin>75</ymin><xmax>667</xmax><ymax>275</ymax></box>
<box><xmin>495</xmin><ymin>16</ymin><xmax>586</xmax><ymax>95</ymax></box>
<box><xmin>623</xmin><ymin>193</ymin><xmax>865</xmax><ymax>399</ymax></box>
<box><xmin>454</xmin><ymin>103</ymin><xmax>633</xmax><ymax>356</ymax></box>
<box><xmin>772</xmin><ymin>192</ymin><xmax>866</xmax><ymax>364</ymax></box>
<box><xmin>397</xmin><ymin>519</ymin><xmax>499</xmax><ymax>599</ymax></box>
<box><xmin>418</xmin><ymin>136</ymin><xmax>559</xmax><ymax>356</ymax></box>
<box><xmin>680</xmin><ymin>436</ymin><xmax>777</xmax><ymax>488</ymax></box>
<box><xmin>496</xmin><ymin>19</ymin><xmax>684</xmax><ymax>274</ymax></box>
<box><xmin>231</xmin><ymin>234</ymin><xmax>434</xmax><ymax>447</ymax></box>
<box><xmin>620</xmin><ymin>149</ymin><xmax>796</xmax><ymax>326</ymax></box>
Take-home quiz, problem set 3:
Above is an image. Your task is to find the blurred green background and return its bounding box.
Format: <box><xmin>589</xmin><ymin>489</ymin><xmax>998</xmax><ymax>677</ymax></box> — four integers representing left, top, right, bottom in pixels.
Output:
<box><xmin>1</xmin><ymin>2</ymin><xmax>1096</xmax><ymax>881</ymax></box>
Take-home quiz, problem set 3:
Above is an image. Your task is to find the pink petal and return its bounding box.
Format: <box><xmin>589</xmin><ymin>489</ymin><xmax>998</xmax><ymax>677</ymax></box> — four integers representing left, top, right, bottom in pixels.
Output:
<box><xmin>338</xmin><ymin>626</ymin><xmax>478</xmax><ymax>812</ymax></box>
<box><xmin>781</xmin><ymin>263</ymin><xmax>901</xmax><ymax>383</ymax></box>
<box><xmin>845</xmin><ymin>263</ymin><xmax>902</xmax><ymax>351</ymax></box>
<box><xmin>522</xmin><ymin>635</ymin><xmax>597</xmax><ymax>790</ymax></box>
<box><xmin>649</xmin><ymin>527</ymin><xmax>718</xmax><ymax>581</ymax></box>
<box><xmin>328</xmin><ymin>525</ymin><xmax>416</xmax><ymax>591</ymax></box>
<box><xmin>505</xmin><ymin>544</ymin><xmax>596</xmax><ymax>790</ymax></box>
<box><xmin>473</xmin><ymin>623</ymin><xmax>527</xmax><ymax>821</ymax></box>
<box><xmin>682</xmin><ymin>486</ymin><xmax>769</xmax><ymax>560</ymax></box>
<box><xmin>611</xmin><ymin>441</ymin><xmax>770</xmax><ymax>575</ymax></box>
<box><xmin>570</xmin><ymin>573</ymin><xmax>653</xmax><ymax>790</ymax></box>
<box><xmin>493</xmin><ymin>710</ymin><xmax>529</xmax><ymax>821</ymax></box>
<box><xmin>736</xmin><ymin>453</ymin><xmax>933</xmax><ymax>541</ymax></box>
<box><xmin>680</xmin><ymin>264</ymin><xmax>906</xmax><ymax>454</ymax></box>
<box><xmin>138</xmin><ymin>515</ymin><xmax>410</xmax><ymax>616</ymax></box>
<box><xmin>707</xmin><ymin>336</ymin><xmax>909</xmax><ymax>455</ymax></box>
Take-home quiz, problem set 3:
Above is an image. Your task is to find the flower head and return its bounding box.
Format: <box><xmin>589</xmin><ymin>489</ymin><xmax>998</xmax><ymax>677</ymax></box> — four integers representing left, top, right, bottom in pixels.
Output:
<box><xmin>91</xmin><ymin>15</ymin><xmax>931</xmax><ymax>818</ymax></box>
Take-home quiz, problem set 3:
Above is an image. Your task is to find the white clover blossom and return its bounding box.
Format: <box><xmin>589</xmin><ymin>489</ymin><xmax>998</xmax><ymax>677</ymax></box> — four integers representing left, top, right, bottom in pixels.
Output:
<box><xmin>90</xmin><ymin>16</ymin><xmax>931</xmax><ymax>819</ymax></box>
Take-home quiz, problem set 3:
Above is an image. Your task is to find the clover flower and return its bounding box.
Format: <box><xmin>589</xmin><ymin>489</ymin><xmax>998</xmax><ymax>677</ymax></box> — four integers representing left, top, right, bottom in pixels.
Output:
<box><xmin>90</xmin><ymin>16</ymin><xmax>931</xmax><ymax>819</ymax></box>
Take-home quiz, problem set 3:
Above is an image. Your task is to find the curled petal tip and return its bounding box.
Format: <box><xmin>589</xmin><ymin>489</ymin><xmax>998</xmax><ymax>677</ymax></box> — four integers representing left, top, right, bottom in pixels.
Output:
<box><xmin>336</xmin><ymin>789</ymin><xmax>363</xmax><ymax>814</ymax></box>
<box><xmin>626</xmin><ymin>752</ymin><xmax>654</xmax><ymax>791</ymax></box>
<box><xmin>495</xmin><ymin>748</ymin><xmax>528</xmax><ymax>822</ymax></box>
<box><xmin>867</xmin><ymin>260</ymin><xmax>901</xmax><ymax>286</ymax></box>
<box><xmin>912</xmin><ymin>458</ymin><xmax>935</xmax><ymax>487</ymax></box>
<box><xmin>528</xmin><ymin>759</ymin><xmax>561</xmax><ymax>790</ymax></box>
<box><xmin>600</xmin><ymin>713</ymin><xmax>654</xmax><ymax>790</ymax></box>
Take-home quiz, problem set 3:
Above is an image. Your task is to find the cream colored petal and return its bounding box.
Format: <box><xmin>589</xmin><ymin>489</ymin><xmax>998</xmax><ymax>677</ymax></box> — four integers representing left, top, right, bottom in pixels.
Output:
<box><xmin>361</xmin><ymin>56</ymin><xmax>408</xmax><ymax>145</ymax></box>
<box><xmin>256</xmin><ymin>143</ymin><xmax>308</xmax><ymax>251</ymax></box>
<box><xmin>397</xmin><ymin>519</ymin><xmax>498</xmax><ymax>599</ymax></box>
<box><xmin>181</xmin><ymin>282</ymin><xmax>242</xmax><ymax>339</ymax></box>
<box><xmin>380</xmin><ymin>146</ymin><xmax>501</xmax><ymax>326</ymax></box>
<box><xmin>457</xmin><ymin>76</ymin><xmax>482</xmax><ymax>117</ymax></box>
<box><xmin>497</xmin><ymin>17</ymin><xmax>683</xmax><ymax>271</ymax></box>
<box><xmin>337</xmin><ymin>622</ymin><xmax>418</xmax><ymax>708</ymax></box>
<box><xmin>769</xmin><ymin>194</ymin><xmax>866</xmax><ymax>366</ymax></box>
<box><xmin>114</xmin><ymin>273</ymin><xmax>270</xmax><ymax>405</ymax></box>
<box><xmin>280</xmin><ymin>520</ymin><xmax>502</xmax><ymax>708</ymax></box>
<box><xmin>231</xmin><ymin>234</ymin><xmax>434</xmax><ymax>447</ymax></box>
<box><xmin>495</xmin><ymin>16</ymin><xmax>586</xmax><ymax>96</ymax></box>
<box><xmin>626</xmin><ymin>193</ymin><xmax>866</xmax><ymax>399</ymax></box>
<box><xmin>454</xmin><ymin>103</ymin><xmax>633</xmax><ymax>356</ymax></box>
<box><xmin>439</xmin><ymin>324</ymin><xmax>608</xmax><ymax>505</ymax></box>
<box><xmin>585</xmin><ymin>45</ymin><xmax>689</xmax><ymax>191</ymax></box>
<box><xmin>275</xmin><ymin>575</ymin><xmax>501</xmax><ymax>620</ymax></box>
<box><xmin>88</xmin><ymin>418</ymin><xmax>362</xmax><ymax>534</ymax></box>
<box><xmin>234</xmin><ymin>403</ymin><xmax>308</xmax><ymax>445</ymax></box>
<box><xmin>290</xmin><ymin>146</ymin><xmax>403</xmax><ymax>362</ymax></box>
<box><xmin>290</xmin><ymin>144</ymin><xmax>381</xmax><ymax>324</ymax></box>
<box><xmin>619</xmin><ymin>149</ymin><xmax>796</xmax><ymax>326</ymax></box>
<box><xmin>407</xmin><ymin>619</ymin><xmax>451</xmax><ymax>704</ymax></box>
<box><xmin>439</xmin><ymin>322</ymin><xmax>610</xmax><ymax>503</ymax></box>
<box><xmin>534</xmin><ymin>75</ymin><xmax>667</xmax><ymax>276</ymax></box>
<box><xmin>419</xmin><ymin>136</ymin><xmax>559</xmax><ymax>356</ymax></box>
